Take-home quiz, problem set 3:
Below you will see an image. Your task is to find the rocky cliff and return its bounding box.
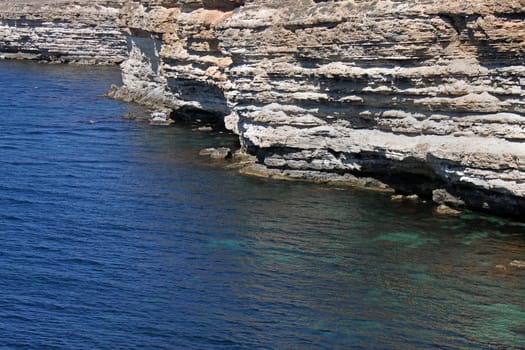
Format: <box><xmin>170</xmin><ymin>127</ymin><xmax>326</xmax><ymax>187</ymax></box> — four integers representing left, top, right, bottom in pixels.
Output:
<box><xmin>0</xmin><ymin>0</ymin><xmax>127</xmax><ymax>64</ymax></box>
<box><xmin>1</xmin><ymin>0</ymin><xmax>523</xmax><ymax>217</ymax></box>
<box><xmin>110</xmin><ymin>0</ymin><xmax>243</xmax><ymax>116</ymax></box>
<box><xmin>111</xmin><ymin>0</ymin><xmax>525</xmax><ymax>217</ymax></box>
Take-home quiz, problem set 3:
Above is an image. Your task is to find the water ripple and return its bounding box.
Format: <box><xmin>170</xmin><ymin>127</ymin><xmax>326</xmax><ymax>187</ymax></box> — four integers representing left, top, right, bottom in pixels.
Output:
<box><xmin>0</xmin><ymin>60</ymin><xmax>524</xmax><ymax>350</ymax></box>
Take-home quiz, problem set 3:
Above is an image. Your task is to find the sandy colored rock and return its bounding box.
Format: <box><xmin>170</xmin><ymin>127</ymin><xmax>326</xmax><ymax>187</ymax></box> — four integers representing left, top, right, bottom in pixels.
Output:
<box><xmin>113</xmin><ymin>0</ymin><xmax>524</xmax><ymax>217</ymax></box>
<box><xmin>434</xmin><ymin>204</ymin><xmax>463</xmax><ymax>217</ymax></box>
<box><xmin>0</xmin><ymin>0</ymin><xmax>127</xmax><ymax>64</ymax></box>
<box><xmin>199</xmin><ymin>147</ymin><xmax>232</xmax><ymax>159</ymax></box>
<box><xmin>509</xmin><ymin>260</ymin><xmax>525</xmax><ymax>268</ymax></box>
<box><xmin>2</xmin><ymin>0</ymin><xmax>523</xmax><ymax>218</ymax></box>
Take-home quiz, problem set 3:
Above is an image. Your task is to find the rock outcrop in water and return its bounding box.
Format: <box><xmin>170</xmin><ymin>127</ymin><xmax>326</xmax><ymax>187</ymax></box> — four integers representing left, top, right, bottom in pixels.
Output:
<box><xmin>0</xmin><ymin>0</ymin><xmax>127</xmax><ymax>64</ymax></box>
<box><xmin>1</xmin><ymin>0</ymin><xmax>524</xmax><ymax>217</ymax></box>
<box><xmin>110</xmin><ymin>0</ymin><xmax>525</xmax><ymax>217</ymax></box>
<box><xmin>109</xmin><ymin>0</ymin><xmax>242</xmax><ymax>117</ymax></box>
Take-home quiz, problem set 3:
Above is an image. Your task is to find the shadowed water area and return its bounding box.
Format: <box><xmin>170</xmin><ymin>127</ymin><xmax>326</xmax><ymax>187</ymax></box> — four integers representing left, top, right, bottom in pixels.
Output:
<box><xmin>0</xmin><ymin>61</ymin><xmax>524</xmax><ymax>349</ymax></box>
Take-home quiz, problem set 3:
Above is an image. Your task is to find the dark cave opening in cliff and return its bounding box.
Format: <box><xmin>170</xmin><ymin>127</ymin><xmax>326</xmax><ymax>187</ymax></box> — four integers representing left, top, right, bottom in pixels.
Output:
<box><xmin>169</xmin><ymin>106</ymin><xmax>228</xmax><ymax>132</ymax></box>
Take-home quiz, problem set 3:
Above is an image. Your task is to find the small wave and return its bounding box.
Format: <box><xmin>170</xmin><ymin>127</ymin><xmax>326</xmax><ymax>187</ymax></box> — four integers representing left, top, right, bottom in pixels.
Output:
<box><xmin>0</xmin><ymin>213</ymin><xmax>24</xmax><ymax>221</ymax></box>
<box><xmin>57</xmin><ymin>257</ymin><xmax>106</xmax><ymax>267</ymax></box>
<box><xmin>0</xmin><ymin>196</ymin><xmax>35</xmax><ymax>204</ymax></box>
<box><xmin>0</xmin><ymin>145</ymin><xmax>21</xmax><ymax>150</ymax></box>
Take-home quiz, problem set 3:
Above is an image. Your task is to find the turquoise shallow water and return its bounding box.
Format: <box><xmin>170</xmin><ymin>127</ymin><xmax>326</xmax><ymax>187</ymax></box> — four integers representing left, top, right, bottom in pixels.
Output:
<box><xmin>0</xmin><ymin>60</ymin><xmax>524</xmax><ymax>349</ymax></box>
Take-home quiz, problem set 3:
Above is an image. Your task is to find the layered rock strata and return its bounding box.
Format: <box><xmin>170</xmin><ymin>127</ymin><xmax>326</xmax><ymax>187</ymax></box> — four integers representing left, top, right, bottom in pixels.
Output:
<box><xmin>0</xmin><ymin>0</ymin><xmax>127</xmax><ymax>64</ymax></box>
<box><xmin>112</xmin><ymin>0</ymin><xmax>525</xmax><ymax>217</ymax></box>
<box><xmin>220</xmin><ymin>0</ymin><xmax>525</xmax><ymax>218</ymax></box>
<box><xmin>109</xmin><ymin>0</ymin><xmax>243</xmax><ymax>119</ymax></box>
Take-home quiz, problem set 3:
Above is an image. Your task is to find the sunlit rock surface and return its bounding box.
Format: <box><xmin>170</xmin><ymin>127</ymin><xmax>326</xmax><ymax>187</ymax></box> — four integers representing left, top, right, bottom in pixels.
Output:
<box><xmin>1</xmin><ymin>0</ymin><xmax>524</xmax><ymax>217</ymax></box>
<box><xmin>0</xmin><ymin>0</ymin><xmax>127</xmax><ymax>64</ymax></box>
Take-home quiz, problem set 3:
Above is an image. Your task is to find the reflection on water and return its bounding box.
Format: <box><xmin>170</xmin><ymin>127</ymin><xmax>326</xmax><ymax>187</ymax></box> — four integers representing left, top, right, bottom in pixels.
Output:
<box><xmin>0</xmin><ymin>60</ymin><xmax>524</xmax><ymax>349</ymax></box>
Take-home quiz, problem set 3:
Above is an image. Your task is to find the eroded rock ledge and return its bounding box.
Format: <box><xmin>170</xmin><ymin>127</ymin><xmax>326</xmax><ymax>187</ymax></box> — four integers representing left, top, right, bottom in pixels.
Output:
<box><xmin>1</xmin><ymin>0</ymin><xmax>523</xmax><ymax>218</ymax></box>
<box><xmin>0</xmin><ymin>0</ymin><xmax>127</xmax><ymax>64</ymax></box>
<box><xmin>110</xmin><ymin>0</ymin><xmax>525</xmax><ymax>218</ymax></box>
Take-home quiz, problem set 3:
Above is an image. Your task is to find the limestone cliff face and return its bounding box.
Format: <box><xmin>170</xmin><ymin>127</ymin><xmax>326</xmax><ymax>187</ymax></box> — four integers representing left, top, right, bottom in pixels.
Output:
<box><xmin>0</xmin><ymin>0</ymin><xmax>127</xmax><ymax>64</ymax></box>
<box><xmin>113</xmin><ymin>0</ymin><xmax>525</xmax><ymax>217</ymax></box>
<box><xmin>110</xmin><ymin>0</ymin><xmax>242</xmax><ymax>117</ymax></box>
<box><xmin>220</xmin><ymin>0</ymin><xmax>525</xmax><ymax>218</ymax></box>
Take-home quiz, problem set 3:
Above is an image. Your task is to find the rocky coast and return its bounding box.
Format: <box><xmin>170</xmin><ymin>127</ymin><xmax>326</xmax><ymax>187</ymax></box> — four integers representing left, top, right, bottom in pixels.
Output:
<box><xmin>0</xmin><ymin>0</ymin><xmax>127</xmax><ymax>64</ymax></box>
<box><xmin>1</xmin><ymin>0</ymin><xmax>524</xmax><ymax>218</ymax></box>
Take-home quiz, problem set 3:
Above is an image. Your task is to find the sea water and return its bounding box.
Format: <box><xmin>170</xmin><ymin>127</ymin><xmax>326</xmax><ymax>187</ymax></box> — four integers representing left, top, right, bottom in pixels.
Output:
<box><xmin>0</xmin><ymin>61</ymin><xmax>524</xmax><ymax>349</ymax></box>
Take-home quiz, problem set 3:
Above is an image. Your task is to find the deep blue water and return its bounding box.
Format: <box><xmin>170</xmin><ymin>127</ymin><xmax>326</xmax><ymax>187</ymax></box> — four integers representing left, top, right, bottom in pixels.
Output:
<box><xmin>0</xmin><ymin>60</ymin><xmax>524</xmax><ymax>349</ymax></box>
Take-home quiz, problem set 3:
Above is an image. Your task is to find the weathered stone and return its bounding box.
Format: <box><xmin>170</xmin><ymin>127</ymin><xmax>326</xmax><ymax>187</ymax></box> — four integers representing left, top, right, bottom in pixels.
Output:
<box><xmin>2</xmin><ymin>0</ymin><xmax>524</xmax><ymax>218</ymax></box>
<box><xmin>390</xmin><ymin>195</ymin><xmax>404</xmax><ymax>202</ymax></box>
<box><xmin>509</xmin><ymin>260</ymin><xmax>525</xmax><ymax>268</ymax></box>
<box><xmin>199</xmin><ymin>147</ymin><xmax>232</xmax><ymax>159</ymax></box>
<box><xmin>0</xmin><ymin>0</ymin><xmax>127</xmax><ymax>64</ymax></box>
<box><xmin>122</xmin><ymin>113</ymin><xmax>137</xmax><ymax>120</ymax></box>
<box><xmin>492</xmin><ymin>264</ymin><xmax>509</xmax><ymax>275</ymax></box>
<box><xmin>391</xmin><ymin>194</ymin><xmax>421</xmax><ymax>202</ymax></box>
<box><xmin>109</xmin><ymin>0</ymin><xmax>235</xmax><ymax>115</ymax></box>
<box><xmin>107</xmin><ymin>0</ymin><xmax>524</xmax><ymax>218</ymax></box>
<box><xmin>432</xmin><ymin>189</ymin><xmax>466</xmax><ymax>208</ymax></box>
<box><xmin>149</xmin><ymin>111</ymin><xmax>174</xmax><ymax>125</ymax></box>
<box><xmin>434</xmin><ymin>204</ymin><xmax>463</xmax><ymax>216</ymax></box>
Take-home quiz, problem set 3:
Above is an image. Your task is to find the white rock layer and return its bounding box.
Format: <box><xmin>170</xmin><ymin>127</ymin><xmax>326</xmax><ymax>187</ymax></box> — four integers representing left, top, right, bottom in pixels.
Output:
<box><xmin>3</xmin><ymin>0</ymin><xmax>524</xmax><ymax>217</ymax></box>
<box><xmin>0</xmin><ymin>0</ymin><xmax>127</xmax><ymax>64</ymax></box>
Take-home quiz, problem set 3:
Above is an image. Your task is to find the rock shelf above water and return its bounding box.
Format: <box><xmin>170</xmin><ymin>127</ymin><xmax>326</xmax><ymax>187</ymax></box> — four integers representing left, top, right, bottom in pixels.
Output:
<box><xmin>1</xmin><ymin>0</ymin><xmax>524</xmax><ymax>218</ymax></box>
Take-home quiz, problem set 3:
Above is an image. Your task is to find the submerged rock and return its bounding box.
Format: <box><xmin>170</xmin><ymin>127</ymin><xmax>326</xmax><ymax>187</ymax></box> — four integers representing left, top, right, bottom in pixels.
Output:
<box><xmin>199</xmin><ymin>147</ymin><xmax>232</xmax><ymax>160</ymax></box>
<box><xmin>434</xmin><ymin>204</ymin><xmax>462</xmax><ymax>217</ymax></box>
<box><xmin>149</xmin><ymin>112</ymin><xmax>173</xmax><ymax>126</ymax></box>
<box><xmin>122</xmin><ymin>113</ymin><xmax>137</xmax><ymax>120</ymax></box>
<box><xmin>492</xmin><ymin>264</ymin><xmax>509</xmax><ymax>275</ymax></box>
<box><xmin>432</xmin><ymin>189</ymin><xmax>465</xmax><ymax>208</ymax></box>
<box><xmin>390</xmin><ymin>194</ymin><xmax>421</xmax><ymax>202</ymax></box>
<box><xmin>509</xmin><ymin>260</ymin><xmax>525</xmax><ymax>268</ymax></box>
